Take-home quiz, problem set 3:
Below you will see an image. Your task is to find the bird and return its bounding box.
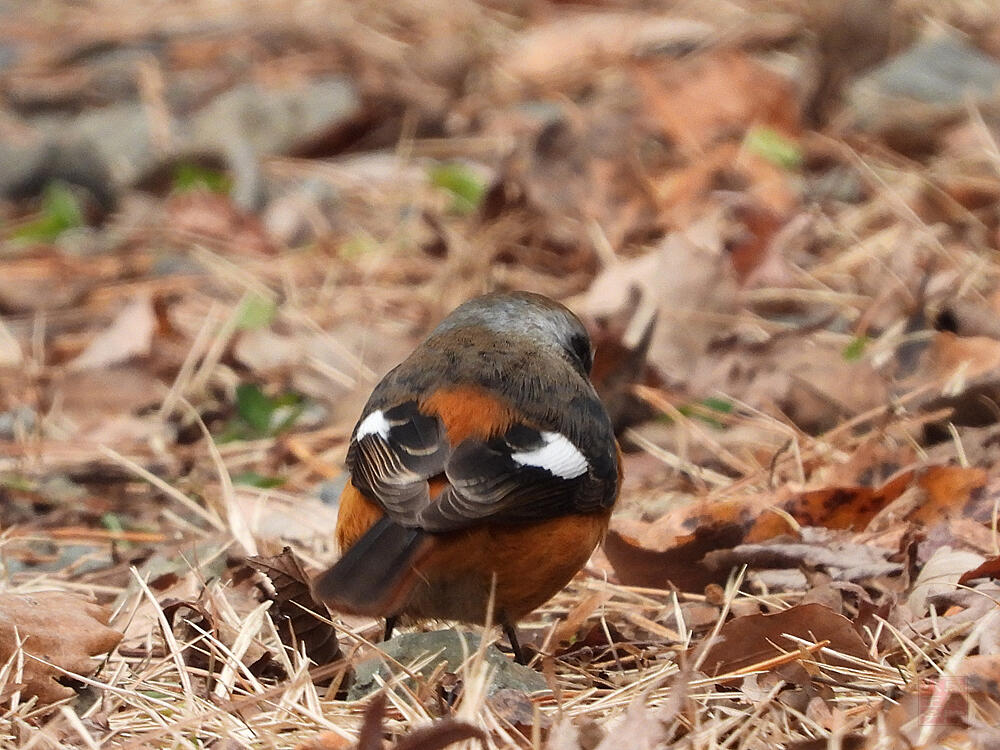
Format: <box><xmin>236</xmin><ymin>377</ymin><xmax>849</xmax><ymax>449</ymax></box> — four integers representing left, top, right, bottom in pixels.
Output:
<box><xmin>313</xmin><ymin>291</ymin><xmax>621</xmax><ymax>663</ymax></box>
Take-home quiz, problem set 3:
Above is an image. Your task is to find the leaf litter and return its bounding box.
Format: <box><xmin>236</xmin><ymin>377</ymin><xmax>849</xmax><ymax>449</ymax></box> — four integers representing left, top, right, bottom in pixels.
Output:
<box><xmin>2</xmin><ymin>0</ymin><xmax>1000</xmax><ymax>747</ymax></box>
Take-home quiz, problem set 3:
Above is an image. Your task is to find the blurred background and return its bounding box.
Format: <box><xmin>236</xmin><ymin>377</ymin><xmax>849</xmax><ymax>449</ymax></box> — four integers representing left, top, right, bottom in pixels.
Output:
<box><xmin>2</xmin><ymin>0</ymin><xmax>1000</xmax><ymax>741</ymax></box>
<box><xmin>3</xmin><ymin>0</ymin><xmax>1000</xmax><ymax>493</ymax></box>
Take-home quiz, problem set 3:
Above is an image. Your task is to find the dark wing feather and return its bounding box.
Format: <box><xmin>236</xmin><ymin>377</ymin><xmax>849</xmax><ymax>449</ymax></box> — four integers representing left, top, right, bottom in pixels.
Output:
<box><xmin>348</xmin><ymin>402</ymin><xmax>617</xmax><ymax>532</ymax></box>
<box><xmin>347</xmin><ymin>401</ymin><xmax>448</xmax><ymax>520</ymax></box>
<box><xmin>415</xmin><ymin>426</ymin><xmax>617</xmax><ymax>532</ymax></box>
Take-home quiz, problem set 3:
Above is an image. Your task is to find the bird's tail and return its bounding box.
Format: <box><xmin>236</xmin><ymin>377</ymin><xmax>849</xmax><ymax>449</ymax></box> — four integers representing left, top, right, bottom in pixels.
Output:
<box><xmin>312</xmin><ymin>516</ymin><xmax>430</xmax><ymax>617</ymax></box>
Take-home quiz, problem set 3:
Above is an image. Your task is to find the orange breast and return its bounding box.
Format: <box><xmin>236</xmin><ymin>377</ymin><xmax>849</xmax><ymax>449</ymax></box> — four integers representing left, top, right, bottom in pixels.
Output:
<box><xmin>406</xmin><ymin>510</ymin><xmax>612</xmax><ymax>623</ymax></box>
<box><xmin>334</xmin><ymin>480</ymin><xmax>611</xmax><ymax>624</ymax></box>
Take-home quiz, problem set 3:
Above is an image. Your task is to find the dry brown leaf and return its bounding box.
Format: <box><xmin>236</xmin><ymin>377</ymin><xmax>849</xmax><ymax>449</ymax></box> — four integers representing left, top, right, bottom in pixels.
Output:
<box><xmin>908</xmin><ymin>465</ymin><xmax>989</xmax><ymax>525</ymax></box>
<box><xmin>959</xmin><ymin>555</ymin><xmax>1000</xmax><ymax>585</ymax></box>
<box><xmin>293</xmin><ymin>732</ymin><xmax>352</xmax><ymax>750</ymax></box>
<box><xmin>636</xmin><ymin>50</ymin><xmax>800</xmax><ymax>152</ymax></box>
<box><xmin>698</xmin><ymin>602</ymin><xmax>869</xmax><ymax>681</ymax></box>
<box><xmin>924</xmin><ymin>332</ymin><xmax>1000</xmax><ymax>384</ymax></box>
<box><xmin>584</xmin><ymin>213</ymin><xmax>741</xmax><ymax>383</ymax></box>
<box><xmin>593</xmin><ymin>695</ymin><xmax>666</xmax><ymax>750</ymax></box>
<box><xmin>165</xmin><ymin>192</ymin><xmax>276</xmax><ymax>255</ymax></box>
<box><xmin>604</xmin><ymin>468</ymin><xmax>924</xmax><ymax>590</ymax></box>
<box><xmin>775</xmin><ymin>471</ymin><xmax>914</xmax><ymax>535</ymax></box>
<box><xmin>604</xmin><ymin>517</ymin><xmax>745</xmax><ymax>590</ymax></box>
<box><xmin>0</xmin><ymin>591</ymin><xmax>122</xmax><ymax>704</ymax></box>
<box><xmin>0</xmin><ymin>254</ymin><xmax>101</xmax><ymax>313</ymax></box>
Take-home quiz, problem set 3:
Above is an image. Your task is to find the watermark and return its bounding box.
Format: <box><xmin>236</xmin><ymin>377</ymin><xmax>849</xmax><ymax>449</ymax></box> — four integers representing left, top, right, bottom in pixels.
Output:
<box><xmin>918</xmin><ymin>675</ymin><xmax>1000</xmax><ymax>727</ymax></box>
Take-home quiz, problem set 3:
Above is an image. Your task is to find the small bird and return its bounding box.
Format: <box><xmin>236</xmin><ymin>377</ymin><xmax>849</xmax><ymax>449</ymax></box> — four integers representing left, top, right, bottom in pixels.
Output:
<box><xmin>313</xmin><ymin>291</ymin><xmax>621</xmax><ymax>662</ymax></box>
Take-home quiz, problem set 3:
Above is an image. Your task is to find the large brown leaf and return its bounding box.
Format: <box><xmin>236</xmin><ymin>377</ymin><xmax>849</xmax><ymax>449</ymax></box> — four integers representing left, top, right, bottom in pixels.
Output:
<box><xmin>0</xmin><ymin>591</ymin><xmax>122</xmax><ymax>704</ymax></box>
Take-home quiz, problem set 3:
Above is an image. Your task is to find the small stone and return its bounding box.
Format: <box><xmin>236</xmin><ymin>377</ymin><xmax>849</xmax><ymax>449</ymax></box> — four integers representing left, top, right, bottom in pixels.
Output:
<box><xmin>847</xmin><ymin>33</ymin><xmax>1000</xmax><ymax>142</ymax></box>
<box><xmin>0</xmin><ymin>406</ymin><xmax>36</xmax><ymax>439</ymax></box>
<box><xmin>347</xmin><ymin>630</ymin><xmax>548</xmax><ymax>700</ymax></box>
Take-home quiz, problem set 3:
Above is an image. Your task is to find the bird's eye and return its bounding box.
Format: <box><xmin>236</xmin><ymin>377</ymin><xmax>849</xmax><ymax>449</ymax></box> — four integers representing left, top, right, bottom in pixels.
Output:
<box><xmin>569</xmin><ymin>332</ymin><xmax>593</xmax><ymax>374</ymax></box>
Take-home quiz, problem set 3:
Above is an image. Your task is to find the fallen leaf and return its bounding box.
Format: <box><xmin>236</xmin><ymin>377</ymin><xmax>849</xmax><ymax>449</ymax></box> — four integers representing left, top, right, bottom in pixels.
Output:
<box><xmin>955</xmin><ymin>652</ymin><xmax>1000</xmax><ymax>695</ymax></box>
<box><xmin>487</xmin><ymin>688</ymin><xmax>540</xmax><ymax>731</ymax></box>
<box><xmin>0</xmin><ymin>591</ymin><xmax>122</xmax><ymax>704</ymax></box>
<box><xmin>166</xmin><ymin>192</ymin><xmax>276</xmax><ymax>255</ymax></box>
<box><xmin>604</xmin><ymin>472</ymin><xmax>913</xmax><ymax>590</ymax></box>
<box><xmin>698</xmin><ymin>603</ymin><xmax>869</xmax><ymax>682</ymax></box>
<box><xmin>959</xmin><ymin>555</ymin><xmax>1000</xmax><ymax>585</ymax></box>
<box><xmin>604</xmin><ymin>519</ymin><xmax>745</xmax><ymax>590</ymax></box>
<box><xmin>907</xmin><ymin>465</ymin><xmax>989</xmax><ymax>525</ymax></box>
<box><xmin>637</xmin><ymin>50</ymin><xmax>800</xmax><ymax>153</ymax></box>
<box><xmin>908</xmin><ymin>546</ymin><xmax>986</xmax><ymax>615</ymax></box>
<box><xmin>246</xmin><ymin>547</ymin><xmax>342</xmax><ymax>670</ymax></box>
<box><xmin>705</xmin><ymin>538</ymin><xmax>902</xmax><ymax>583</ymax></box>
<box><xmin>69</xmin><ymin>295</ymin><xmax>156</xmax><ymax>370</ymax></box>
<box><xmin>293</xmin><ymin>732</ymin><xmax>352</xmax><ymax>750</ymax></box>
<box><xmin>593</xmin><ymin>693</ymin><xmax>667</xmax><ymax>750</ymax></box>
<box><xmin>774</xmin><ymin>471</ymin><xmax>914</xmax><ymax>535</ymax></box>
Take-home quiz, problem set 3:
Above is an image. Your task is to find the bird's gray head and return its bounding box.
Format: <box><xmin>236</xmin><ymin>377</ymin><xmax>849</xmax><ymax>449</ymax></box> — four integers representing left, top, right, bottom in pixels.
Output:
<box><xmin>431</xmin><ymin>291</ymin><xmax>594</xmax><ymax>375</ymax></box>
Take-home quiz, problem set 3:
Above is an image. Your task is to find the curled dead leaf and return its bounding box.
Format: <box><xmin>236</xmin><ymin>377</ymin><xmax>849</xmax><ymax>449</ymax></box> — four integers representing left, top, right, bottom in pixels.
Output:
<box><xmin>245</xmin><ymin>547</ymin><xmax>342</xmax><ymax>670</ymax></box>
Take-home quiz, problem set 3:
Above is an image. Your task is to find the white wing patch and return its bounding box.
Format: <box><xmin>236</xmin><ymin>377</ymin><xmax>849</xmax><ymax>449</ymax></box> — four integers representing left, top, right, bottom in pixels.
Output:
<box><xmin>511</xmin><ymin>431</ymin><xmax>588</xmax><ymax>479</ymax></box>
<box><xmin>355</xmin><ymin>410</ymin><xmax>390</xmax><ymax>440</ymax></box>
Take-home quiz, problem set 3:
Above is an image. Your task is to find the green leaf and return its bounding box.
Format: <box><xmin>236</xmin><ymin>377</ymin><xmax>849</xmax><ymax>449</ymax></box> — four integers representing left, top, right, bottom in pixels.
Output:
<box><xmin>12</xmin><ymin>181</ymin><xmax>84</xmax><ymax>242</ymax></box>
<box><xmin>744</xmin><ymin>126</ymin><xmax>802</xmax><ymax>170</ymax></box>
<box><xmin>172</xmin><ymin>163</ymin><xmax>232</xmax><ymax>195</ymax></box>
<box><xmin>842</xmin><ymin>336</ymin><xmax>869</xmax><ymax>361</ymax></box>
<box><xmin>338</xmin><ymin>234</ymin><xmax>378</xmax><ymax>260</ymax></box>
<box><xmin>233</xmin><ymin>471</ymin><xmax>286</xmax><ymax>489</ymax></box>
<box><xmin>236</xmin><ymin>384</ymin><xmax>277</xmax><ymax>432</ymax></box>
<box><xmin>219</xmin><ymin>384</ymin><xmax>306</xmax><ymax>442</ymax></box>
<box><xmin>429</xmin><ymin>162</ymin><xmax>486</xmax><ymax>215</ymax></box>
<box><xmin>236</xmin><ymin>295</ymin><xmax>277</xmax><ymax>331</ymax></box>
<box><xmin>700</xmin><ymin>397</ymin><xmax>734</xmax><ymax>414</ymax></box>
<box><xmin>101</xmin><ymin>513</ymin><xmax>125</xmax><ymax>533</ymax></box>
<box><xmin>0</xmin><ymin>475</ymin><xmax>34</xmax><ymax>492</ymax></box>
<box><xmin>139</xmin><ymin>690</ymin><xmax>174</xmax><ymax>704</ymax></box>
<box><xmin>678</xmin><ymin>397</ymin><xmax>734</xmax><ymax>429</ymax></box>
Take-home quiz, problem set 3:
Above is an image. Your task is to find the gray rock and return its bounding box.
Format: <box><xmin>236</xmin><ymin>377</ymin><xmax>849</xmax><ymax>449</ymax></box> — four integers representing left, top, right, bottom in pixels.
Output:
<box><xmin>54</xmin><ymin>103</ymin><xmax>160</xmax><ymax>187</ymax></box>
<box><xmin>188</xmin><ymin>77</ymin><xmax>361</xmax><ymax>208</ymax></box>
<box><xmin>0</xmin><ymin>40</ymin><xmax>20</xmax><ymax>71</ymax></box>
<box><xmin>0</xmin><ymin>405</ymin><xmax>36</xmax><ymax>439</ymax></box>
<box><xmin>189</xmin><ymin>78</ymin><xmax>359</xmax><ymax>158</ymax></box>
<box><xmin>347</xmin><ymin>630</ymin><xmax>548</xmax><ymax>700</ymax></box>
<box><xmin>0</xmin><ymin>104</ymin><xmax>153</xmax><ymax>209</ymax></box>
<box><xmin>848</xmin><ymin>33</ymin><xmax>1000</xmax><ymax>134</ymax></box>
<box><xmin>0</xmin><ymin>76</ymin><xmax>361</xmax><ymax>211</ymax></box>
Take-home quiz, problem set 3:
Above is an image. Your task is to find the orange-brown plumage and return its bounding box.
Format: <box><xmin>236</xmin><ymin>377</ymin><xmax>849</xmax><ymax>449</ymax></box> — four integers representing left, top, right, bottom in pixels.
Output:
<box><xmin>333</xmin><ymin>433</ymin><xmax>617</xmax><ymax>625</ymax></box>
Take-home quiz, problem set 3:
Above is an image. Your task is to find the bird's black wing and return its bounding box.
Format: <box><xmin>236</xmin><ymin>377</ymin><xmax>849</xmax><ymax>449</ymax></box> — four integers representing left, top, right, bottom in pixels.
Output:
<box><xmin>415</xmin><ymin>423</ymin><xmax>618</xmax><ymax>532</ymax></box>
<box><xmin>347</xmin><ymin>400</ymin><xmax>448</xmax><ymax>521</ymax></box>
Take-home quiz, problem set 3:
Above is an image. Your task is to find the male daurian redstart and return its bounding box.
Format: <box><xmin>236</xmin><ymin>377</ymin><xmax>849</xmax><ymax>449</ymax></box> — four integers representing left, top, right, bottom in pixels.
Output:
<box><xmin>313</xmin><ymin>291</ymin><xmax>621</xmax><ymax>662</ymax></box>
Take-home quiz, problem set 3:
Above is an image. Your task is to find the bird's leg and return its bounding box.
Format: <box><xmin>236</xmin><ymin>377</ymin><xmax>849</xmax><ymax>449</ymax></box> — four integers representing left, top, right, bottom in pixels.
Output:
<box><xmin>384</xmin><ymin>616</ymin><xmax>397</xmax><ymax>642</ymax></box>
<box><xmin>502</xmin><ymin>621</ymin><xmax>526</xmax><ymax>665</ymax></box>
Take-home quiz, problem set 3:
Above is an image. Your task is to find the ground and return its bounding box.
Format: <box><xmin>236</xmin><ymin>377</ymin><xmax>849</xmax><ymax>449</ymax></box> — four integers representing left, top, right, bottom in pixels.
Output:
<box><xmin>1</xmin><ymin>0</ymin><xmax>1000</xmax><ymax>747</ymax></box>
